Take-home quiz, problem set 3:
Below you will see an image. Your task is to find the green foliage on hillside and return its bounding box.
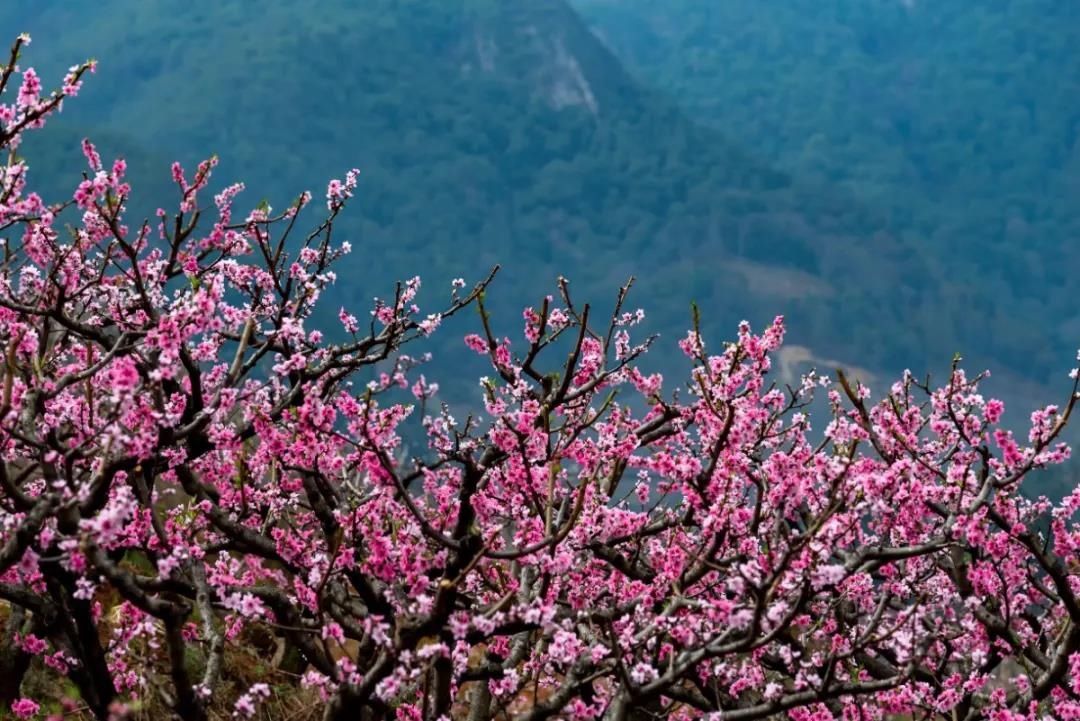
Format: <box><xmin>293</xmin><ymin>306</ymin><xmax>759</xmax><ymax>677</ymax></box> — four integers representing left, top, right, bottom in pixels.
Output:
<box><xmin>1</xmin><ymin>0</ymin><xmax>935</xmax><ymax>375</ymax></box>
<box><xmin>2</xmin><ymin>0</ymin><xmax>1077</xmax><ymax>433</ymax></box>
<box><xmin>575</xmin><ymin>0</ymin><xmax>1080</xmax><ymax>379</ymax></box>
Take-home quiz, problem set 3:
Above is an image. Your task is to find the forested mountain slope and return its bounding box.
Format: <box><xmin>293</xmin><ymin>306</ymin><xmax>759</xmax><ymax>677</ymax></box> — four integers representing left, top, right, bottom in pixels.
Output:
<box><xmin>575</xmin><ymin>0</ymin><xmax>1080</xmax><ymax>380</ymax></box>
<box><xmin>2</xmin><ymin>0</ymin><xmax>1076</xmax><ymax>450</ymax></box>
<box><xmin>2</xmin><ymin>0</ymin><xmax>934</xmax><ymax>368</ymax></box>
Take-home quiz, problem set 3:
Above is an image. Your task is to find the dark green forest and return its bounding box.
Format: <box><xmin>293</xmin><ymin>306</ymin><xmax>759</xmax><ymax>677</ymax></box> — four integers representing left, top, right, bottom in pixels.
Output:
<box><xmin>2</xmin><ymin>0</ymin><xmax>1078</xmax><ymax>491</ymax></box>
<box><xmin>575</xmin><ymin>0</ymin><xmax>1080</xmax><ymax>376</ymax></box>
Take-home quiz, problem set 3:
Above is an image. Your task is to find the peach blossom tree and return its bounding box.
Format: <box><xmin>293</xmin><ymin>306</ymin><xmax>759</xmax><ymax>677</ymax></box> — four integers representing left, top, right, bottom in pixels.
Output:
<box><xmin>2</xmin><ymin>35</ymin><xmax>1080</xmax><ymax>721</ymax></box>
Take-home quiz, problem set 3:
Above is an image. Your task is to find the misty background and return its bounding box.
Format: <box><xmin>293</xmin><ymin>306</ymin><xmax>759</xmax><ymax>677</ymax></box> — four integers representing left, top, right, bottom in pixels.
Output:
<box><xmin>3</xmin><ymin>0</ymin><xmax>1077</xmax><ymax>495</ymax></box>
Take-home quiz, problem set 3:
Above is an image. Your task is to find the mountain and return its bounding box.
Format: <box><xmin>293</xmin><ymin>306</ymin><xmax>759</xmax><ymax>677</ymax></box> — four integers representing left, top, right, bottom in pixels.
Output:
<box><xmin>573</xmin><ymin>0</ymin><xmax>1080</xmax><ymax>382</ymax></box>
<box><xmin>0</xmin><ymin>0</ymin><xmax>1072</xmax><ymax>431</ymax></box>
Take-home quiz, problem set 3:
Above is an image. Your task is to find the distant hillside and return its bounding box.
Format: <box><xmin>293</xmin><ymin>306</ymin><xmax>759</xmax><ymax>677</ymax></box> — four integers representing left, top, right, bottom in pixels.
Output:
<box><xmin>5</xmin><ymin>0</ymin><xmax>1079</xmax><ymax>499</ymax></box>
<box><xmin>574</xmin><ymin>0</ymin><xmax>1080</xmax><ymax>382</ymax></box>
<box><xmin>1</xmin><ymin>0</ymin><xmax>1071</xmax><ymax>418</ymax></box>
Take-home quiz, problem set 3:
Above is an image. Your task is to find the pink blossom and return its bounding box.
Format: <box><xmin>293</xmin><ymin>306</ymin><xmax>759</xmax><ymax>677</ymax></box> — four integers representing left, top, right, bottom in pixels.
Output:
<box><xmin>11</xmin><ymin>699</ymin><xmax>39</xmax><ymax>719</ymax></box>
<box><xmin>0</xmin><ymin>37</ymin><xmax>1077</xmax><ymax>721</ymax></box>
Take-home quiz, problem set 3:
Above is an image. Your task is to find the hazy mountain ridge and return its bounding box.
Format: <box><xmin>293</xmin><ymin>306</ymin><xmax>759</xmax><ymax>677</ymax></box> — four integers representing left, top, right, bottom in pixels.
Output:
<box><xmin>573</xmin><ymin>0</ymin><xmax>1080</xmax><ymax>380</ymax></box>
<box><xmin>2</xmin><ymin>0</ymin><xmax>1075</xmax><ymax>472</ymax></box>
<box><xmin>1</xmin><ymin>0</ymin><xmax>929</xmax><ymax>369</ymax></box>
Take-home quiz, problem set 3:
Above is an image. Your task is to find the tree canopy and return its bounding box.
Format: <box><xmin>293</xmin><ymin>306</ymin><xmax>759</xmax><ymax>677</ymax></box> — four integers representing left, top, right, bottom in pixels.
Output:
<box><xmin>3</xmin><ymin>33</ymin><xmax>1080</xmax><ymax>721</ymax></box>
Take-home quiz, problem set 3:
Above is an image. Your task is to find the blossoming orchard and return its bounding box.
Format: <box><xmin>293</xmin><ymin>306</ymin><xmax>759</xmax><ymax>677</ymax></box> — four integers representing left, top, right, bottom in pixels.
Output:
<box><xmin>3</xmin><ymin>35</ymin><xmax>1080</xmax><ymax>721</ymax></box>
